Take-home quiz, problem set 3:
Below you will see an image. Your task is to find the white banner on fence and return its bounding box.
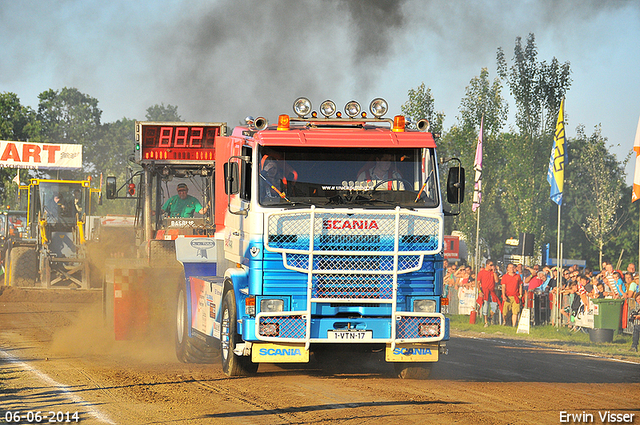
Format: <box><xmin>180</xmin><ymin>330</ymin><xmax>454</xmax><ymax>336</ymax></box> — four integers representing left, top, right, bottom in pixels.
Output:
<box><xmin>0</xmin><ymin>140</ymin><xmax>82</xmax><ymax>169</ymax></box>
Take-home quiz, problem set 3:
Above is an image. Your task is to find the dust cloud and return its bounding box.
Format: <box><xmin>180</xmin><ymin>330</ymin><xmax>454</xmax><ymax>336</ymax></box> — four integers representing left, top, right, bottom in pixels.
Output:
<box><xmin>50</xmin><ymin>292</ymin><xmax>178</xmax><ymax>365</ymax></box>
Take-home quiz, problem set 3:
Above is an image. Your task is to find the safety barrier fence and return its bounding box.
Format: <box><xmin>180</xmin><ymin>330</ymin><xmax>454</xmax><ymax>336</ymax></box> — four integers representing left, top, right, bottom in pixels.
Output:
<box><xmin>445</xmin><ymin>288</ymin><xmax>637</xmax><ymax>332</ymax></box>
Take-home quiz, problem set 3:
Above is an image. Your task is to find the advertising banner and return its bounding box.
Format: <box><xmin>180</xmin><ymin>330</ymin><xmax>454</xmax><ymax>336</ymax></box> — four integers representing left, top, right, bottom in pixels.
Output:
<box><xmin>0</xmin><ymin>140</ymin><xmax>83</xmax><ymax>169</ymax></box>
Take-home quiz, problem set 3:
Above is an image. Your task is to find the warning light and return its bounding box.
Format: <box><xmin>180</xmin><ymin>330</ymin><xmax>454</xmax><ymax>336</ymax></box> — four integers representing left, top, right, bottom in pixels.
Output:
<box><xmin>392</xmin><ymin>115</ymin><xmax>406</xmax><ymax>132</ymax></box>
<box><xmin>277</xmin><ymin>115</ymin><xmax>290</xmax><ymax>131</ymax></box>
<box><xmin>127</xmin><ymin>183</ymin><xmax>135</xmax><ymax>197</ymax></box>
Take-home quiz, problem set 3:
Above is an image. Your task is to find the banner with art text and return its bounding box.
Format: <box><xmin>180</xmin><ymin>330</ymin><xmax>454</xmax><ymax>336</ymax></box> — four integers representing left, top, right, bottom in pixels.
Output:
<box><xmin>0</xmin><ymin>140</ymin><xmax>83</xmax><ymax>169</ymax></box>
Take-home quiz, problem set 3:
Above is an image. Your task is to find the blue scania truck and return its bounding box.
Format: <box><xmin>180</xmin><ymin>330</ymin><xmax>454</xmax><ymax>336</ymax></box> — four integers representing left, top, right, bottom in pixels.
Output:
<box><xmin>108</xmin><ymin>98</ymin><xmax>464</xmax><ymax>379</ymax></box>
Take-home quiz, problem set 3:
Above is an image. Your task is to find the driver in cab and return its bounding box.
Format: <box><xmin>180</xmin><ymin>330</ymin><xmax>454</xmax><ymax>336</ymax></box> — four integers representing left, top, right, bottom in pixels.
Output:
<box><xmin>162</xmin><ymin>183</ymin><xmax>208</xmax><ymax>218</ymax></box>
<box><xmin>356</xmin><ymin>153</ymin><xmax>404</xmax><ymax>190</ymax></box>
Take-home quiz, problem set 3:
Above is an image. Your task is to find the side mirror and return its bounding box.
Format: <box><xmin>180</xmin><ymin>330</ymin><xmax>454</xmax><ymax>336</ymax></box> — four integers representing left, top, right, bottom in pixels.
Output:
<box><xmin>446</xmin><ymin>166</ymin><xmax>465</xmax><ymax>204</ymax></box>
<box><xmin>240</xmin><ymin>161</ymin><xmax>251</xmax><ymax>200</ymax></box>
<box><xmin>106</xmin><ymin>176</ymin><xmax>117</xmax><ymax>199</ymax></box>
<box><xmin>224</xmin><ymin>162</ymin><xmax>239</xmax><ymax>195</ymax></box>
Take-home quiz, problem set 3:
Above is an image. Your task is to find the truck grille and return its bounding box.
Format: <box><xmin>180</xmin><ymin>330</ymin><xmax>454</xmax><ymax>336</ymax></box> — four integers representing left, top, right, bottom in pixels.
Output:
<box><xmin>285</xmin><ymin>254</ymin><xmax>421</xmax><ymax>272</ymax></box>
<box><xmin>312</xmin><ymin>274</ymin><xmax>393</xmax><ymax>299</ymax></box>
<box><xmin>267</xmin><ymin>211</ymin><xmax>441</xmax><ymax>253</ymax></box>
<box><xmin>266</xmin><ymin>210</ymin><xmax>442</xmax><ymax>301</ymax></box>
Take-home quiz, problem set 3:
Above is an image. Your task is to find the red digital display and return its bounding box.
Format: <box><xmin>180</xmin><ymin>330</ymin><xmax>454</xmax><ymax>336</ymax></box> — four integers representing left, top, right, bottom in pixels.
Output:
<box><xmin>138</xmin><ymin>124</ymin><xmax>222</xmax><ymax>162</ymax></box>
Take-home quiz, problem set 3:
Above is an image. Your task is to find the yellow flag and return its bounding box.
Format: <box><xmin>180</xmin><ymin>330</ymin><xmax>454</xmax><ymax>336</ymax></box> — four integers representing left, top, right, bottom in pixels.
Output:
<box><xmin>547</xmin><ymin>99</ymin><xmax>565</xmax><ymax>205</ymax></box>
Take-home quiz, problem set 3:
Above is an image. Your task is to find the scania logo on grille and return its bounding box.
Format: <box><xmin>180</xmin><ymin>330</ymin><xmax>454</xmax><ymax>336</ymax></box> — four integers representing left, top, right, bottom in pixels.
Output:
<box><xmin>322</xmin><ymin>219</ymin><xmax>379</xmax><ymax>230</ymax></box>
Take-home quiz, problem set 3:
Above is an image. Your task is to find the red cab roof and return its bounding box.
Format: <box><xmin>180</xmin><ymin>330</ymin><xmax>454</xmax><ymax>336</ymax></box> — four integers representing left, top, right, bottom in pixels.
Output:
<box><xmin>252</xmin><ymin>126</ymin><xmax>436</xmax><ymax>148</ymax></box>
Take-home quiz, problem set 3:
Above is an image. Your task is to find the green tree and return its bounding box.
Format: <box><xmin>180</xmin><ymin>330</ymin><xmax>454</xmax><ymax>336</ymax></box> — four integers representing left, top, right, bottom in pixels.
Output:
<box><xmin>0</xmin><ymin>92</ymin><xmax>41</xmax><ymax>142</ymax></box>
<box><xmin>145</xmin><ymin>103</ymin><xmax>182</xmax><ymax>122</ymax></box>
<box><xmin>36</xmin><ymin>87</ymin><xmax>103</xmax><ymax>180</ymax></box>
<box><xmin>496</xmin><ymin>33</ymin><xmax>571</xmax><ymax>253</ymax></box>
<box><xmin>440</xmin><ymin>68</ymin><xmax>509</xmax><ymax>264</ymax></box>
<box><xmin>0</xmin><ymin>92</ymin><xmax>42</xmax><ymax>206</ymax></box>
<box><xmin>37</xmin><ymin>87</ymin><xmax>102</xmax><ymax>144</ymax></box>
<box><xmin>88</xmin><ymin>118</ymin><xmax>135</xmax><ymax>176</ymax></box>
<box><xmin>571</xmin><ymin>125</ymin><xmax>628</xmax><ymax>265</ymax></box>
<box><xmin>401</xmin><ymin>83</ymin><xmax>444</xmax><ymax>136</ymax></box>
<box><xmin>90</xmin><ymin>120</ymin><xmax>138</xmax><ymax>215</ymax></box>
<box><xmin>602</xmin><ymin>186</ymin><xmax>638</xmax><ymax>270</ymax></box>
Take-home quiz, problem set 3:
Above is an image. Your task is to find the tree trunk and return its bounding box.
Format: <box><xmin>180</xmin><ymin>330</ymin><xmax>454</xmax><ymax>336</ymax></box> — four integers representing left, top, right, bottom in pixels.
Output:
<box><xmin>598</xmin><ymin>241</ymin><xmax>603</xmax><ymax>269</ymax></box>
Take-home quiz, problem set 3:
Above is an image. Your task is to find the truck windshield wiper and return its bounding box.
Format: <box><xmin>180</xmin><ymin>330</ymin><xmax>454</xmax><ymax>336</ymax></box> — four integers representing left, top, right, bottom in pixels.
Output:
<box><xmin>353</xmin><ymin>194</ymin><xmax>402</xmax><ymax>208</ymax></box>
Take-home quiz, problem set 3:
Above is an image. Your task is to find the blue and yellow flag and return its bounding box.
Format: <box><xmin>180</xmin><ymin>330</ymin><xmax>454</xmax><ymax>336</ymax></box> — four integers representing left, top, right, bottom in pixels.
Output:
<box><xmin>547</xmin><ymin>98</ymin><xmax>565</xmax><ymax>206</ymax></box>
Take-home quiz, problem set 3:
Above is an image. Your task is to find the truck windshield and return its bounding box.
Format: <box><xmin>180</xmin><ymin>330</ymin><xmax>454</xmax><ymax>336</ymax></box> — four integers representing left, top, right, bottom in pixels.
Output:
<box><xmin>258</xmin><ymin>146</ymin><xmax>439</xmax><ymax>208</ymax></box>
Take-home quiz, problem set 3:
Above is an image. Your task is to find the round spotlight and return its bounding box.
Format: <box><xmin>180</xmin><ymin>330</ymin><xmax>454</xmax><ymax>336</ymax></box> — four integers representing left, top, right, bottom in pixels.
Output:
<box><xmin>293</xmin><ymin>97</ymin><xmax>312</xmax><ymax>118</ymax></box>
<box><xmin>320</xmin><ymin>100</ymin><xmax>336</xmax><ymax>118</ymax></box>
<box><xmin>344</xmin><ymin>100</ymin><xmax>361</xmax><ymax>118</ymax></box>
<box><xmin>369</xmin><ymin>98</ymin><xmax>388</xmax><ymax>118</ymax></box>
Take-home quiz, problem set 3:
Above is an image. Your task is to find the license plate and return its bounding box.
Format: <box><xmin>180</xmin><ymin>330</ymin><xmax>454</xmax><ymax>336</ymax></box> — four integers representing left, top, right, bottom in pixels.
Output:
<box><xmin>328</xmin><ymin>330</ymin><xmax>373</xmax><ymax>340</ymax></box>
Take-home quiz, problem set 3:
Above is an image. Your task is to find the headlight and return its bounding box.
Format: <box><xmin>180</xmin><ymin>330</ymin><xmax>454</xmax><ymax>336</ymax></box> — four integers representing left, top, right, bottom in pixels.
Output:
<box><xmin>369</xmin><ymin>98</ymin><xmax>388</xmax><ymax>118</ymax></box>
<box><xmin>419</xmin><ymin>323</ymin><xmax>440</xmax><ymax>337</ymax></box>
<box><xmin>260</xmin><ymin>323</ymin><xmax>279</xmax><ymax>336</ymax></box>
<box><xmin>344</xmin><ymin>100</ymin><xmax>361</xmax><ymax>118</ymax></box>
<box><xmin>320</xmin><ymin>100</ymin><xmax>336</xmax><ymax>117</ymax></box>
<box><xmin>293</xmin><ymin>97</ymin><xmax>312</xmax><ymax>118</ymax></box>
<box><xmin>260</xmin><ymin>299</ymin><xmax>284</xmax><ymax>312</ymax></box>
<box><xmin>413</xmin><ymin>299</ymin><xmax>436</xmax><ymax>313</ymax></box>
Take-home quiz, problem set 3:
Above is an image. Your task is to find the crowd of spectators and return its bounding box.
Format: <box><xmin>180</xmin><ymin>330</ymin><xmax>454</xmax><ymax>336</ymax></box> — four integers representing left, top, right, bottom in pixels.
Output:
<box><xmin>442</xmin><ymin>259</ymin><xmax>640</xmax><ymax>332</ymax></box>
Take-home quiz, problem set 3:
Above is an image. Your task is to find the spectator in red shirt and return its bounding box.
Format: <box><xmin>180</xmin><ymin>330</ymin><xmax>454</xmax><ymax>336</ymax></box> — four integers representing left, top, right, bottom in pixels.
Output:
<box><xmin>501</xmin><ymin>263</ymin><xmax>523</xmax><ymax>327</ymax></box>
<box><xmin>478</xmin><ymin>259</ymin><xmax>499</xmax><ymax>327</ymax></box>
<box><xmin>527</xmin><ymin>271</ymin><xmax>546</xmax><ymax>292</ymax></box>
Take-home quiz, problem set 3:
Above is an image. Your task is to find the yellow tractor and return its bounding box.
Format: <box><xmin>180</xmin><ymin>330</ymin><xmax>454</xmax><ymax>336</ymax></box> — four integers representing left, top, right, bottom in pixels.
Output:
<box><xmin>3</xmin><ymin>178</ymin><xmax>99</xmax><ymax>288</ymax></box>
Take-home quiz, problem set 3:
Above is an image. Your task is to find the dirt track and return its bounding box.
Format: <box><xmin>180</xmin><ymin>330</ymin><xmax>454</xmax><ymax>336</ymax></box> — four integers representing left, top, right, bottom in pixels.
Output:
<box><xmin>1</xmin><ymin>287</ymin><xmax>639</xmax><ymax>424</ymax></box>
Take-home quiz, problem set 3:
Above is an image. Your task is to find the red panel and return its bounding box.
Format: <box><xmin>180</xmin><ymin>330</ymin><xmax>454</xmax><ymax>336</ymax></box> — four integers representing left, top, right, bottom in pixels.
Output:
<box><xmin>113</xmin><ymin>268</ymin><xmax>148</xmax><ymax>340</ymax></box>
<box><xmin>443</xmin><ymin>235</ymin><xmax>460</xmax><ymax>260</ymax></box>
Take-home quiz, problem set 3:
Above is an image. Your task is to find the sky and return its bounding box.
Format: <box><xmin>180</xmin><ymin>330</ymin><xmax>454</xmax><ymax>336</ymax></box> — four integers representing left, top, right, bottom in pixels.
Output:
<box><xmin>1</xmin><ymin>0</ymin><xmax>639</xmax><ymax>183</ymax></box>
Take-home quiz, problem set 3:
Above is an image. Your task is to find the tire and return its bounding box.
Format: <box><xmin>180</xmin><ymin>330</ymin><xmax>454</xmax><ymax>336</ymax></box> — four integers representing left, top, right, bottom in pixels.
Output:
<box><xmin>220</xmin><ymin>290</ymin><xmax>258</xmax><ymax>376</ymax></box>
<box><xmin>175</xmin><ymin>282</ymin><xmax>218</xmax><ymax>363</ymax></box>
<box><xmin>394</xmin><ymin>363</ymin><xmax>433</xmax><ymax>380</ymax></box>
<box><xmin>8</xmin><ymin>247</ymin><xmax>37</xmax><ymax>287</ymax></box>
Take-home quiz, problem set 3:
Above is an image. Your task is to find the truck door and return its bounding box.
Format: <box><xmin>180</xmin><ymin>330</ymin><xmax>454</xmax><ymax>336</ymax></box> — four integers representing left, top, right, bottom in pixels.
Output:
<box><xmin>224</xmin><ymin>145</ymin><xmax>252</xmax><ymax>264</ymax></box>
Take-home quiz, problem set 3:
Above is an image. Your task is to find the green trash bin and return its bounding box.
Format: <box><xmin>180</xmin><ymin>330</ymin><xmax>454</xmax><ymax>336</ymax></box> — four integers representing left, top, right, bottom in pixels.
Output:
<box><xmin>592</xmin><ymin>298</ymin><xmax>624</xmax><ymax>330</ymax></box>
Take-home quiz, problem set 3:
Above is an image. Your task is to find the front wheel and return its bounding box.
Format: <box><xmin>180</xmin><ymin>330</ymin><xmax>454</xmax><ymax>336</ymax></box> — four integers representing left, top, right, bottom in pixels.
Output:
<box><xmin>220</xmin><ymin>290</ymin><xmax>258</xmax><ymax>376</ymax></box>
<box><xmin>394</xmin><ymin>362</ymin><xmax>433</xmax><ymax>379</ymax></box>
